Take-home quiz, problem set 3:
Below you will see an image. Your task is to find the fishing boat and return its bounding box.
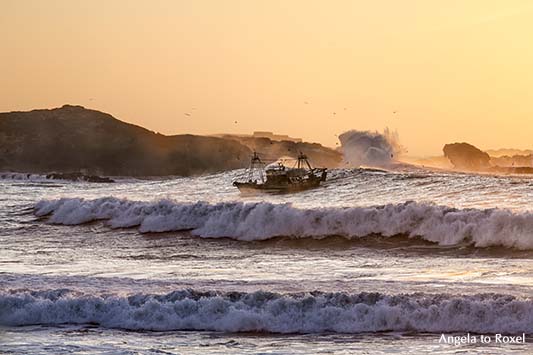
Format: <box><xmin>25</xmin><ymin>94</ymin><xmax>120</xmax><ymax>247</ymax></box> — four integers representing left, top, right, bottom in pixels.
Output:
<box><xmin>233</xmin><ymin>151</ymin><xmax>327</xmax><ymax>192</ymax></box>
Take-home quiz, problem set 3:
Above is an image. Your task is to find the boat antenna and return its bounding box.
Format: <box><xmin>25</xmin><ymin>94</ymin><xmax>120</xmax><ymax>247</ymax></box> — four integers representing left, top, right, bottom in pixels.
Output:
<box><xmin>297</xmin><ymin>151</ymin><xmax>313</xmax><ymax>170</ymax></box>
<box><xmin>247</xmin><ymin>151</ymin><xmax>265</xmax><ymax>183</ymax></box>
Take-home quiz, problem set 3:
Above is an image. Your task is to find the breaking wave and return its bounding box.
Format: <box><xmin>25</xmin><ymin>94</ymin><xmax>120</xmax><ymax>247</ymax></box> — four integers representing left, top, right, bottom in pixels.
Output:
<box><xmin>33</xmin><ymin>197</ymin><xmax>533</xmax><ymax>249</ymax></box>
<box><xmin>0</xmin><ymin>172</ymin><xmax>50</xmax><ymax>181</ymax></box>
<box><xmin>1</xmin><ymin>289</ymin><xmax>532</xmax><ymax>334</ymax></box>
<box><xmin>339</xmin><ymin>129</ymin><xmax>405</xmax><ymax>167</ymax></box>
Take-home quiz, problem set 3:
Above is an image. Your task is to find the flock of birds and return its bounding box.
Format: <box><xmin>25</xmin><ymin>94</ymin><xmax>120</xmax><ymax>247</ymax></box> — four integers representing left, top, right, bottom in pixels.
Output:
<box><xmin>85</xmin><ymin>97</ymin><xmax>400</xmax><ymax>157</ymax></box>
<box><xmin>180</xmin><ymin>103</ymin><xmax>401</xmax><ymax>161</ymax></box>
<box><xmin>182</xmin><ymin>102</ymin><xmax>400</xmax><ymax>154</ymax></box>
<box><xmin>86</xmin><ymin>97</ymin><xmax>399</xmax><ymax>127</ymax></box>
<box><xmin>183</xmin><ymin>101</ymin><xmax>399</xmax><ymax>125</ymax></box>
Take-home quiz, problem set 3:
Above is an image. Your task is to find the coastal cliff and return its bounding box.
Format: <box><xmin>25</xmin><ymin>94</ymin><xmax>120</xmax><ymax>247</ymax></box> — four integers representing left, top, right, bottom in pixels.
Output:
<box><xmin>0</xmin><ymin>105</ymin><xmax>251</xmax><ymax>176</ymax></box>
<box><xmin>0</xmin><ymin>105</ymin><xmax>340</xmax><ymax>177</ymax></box>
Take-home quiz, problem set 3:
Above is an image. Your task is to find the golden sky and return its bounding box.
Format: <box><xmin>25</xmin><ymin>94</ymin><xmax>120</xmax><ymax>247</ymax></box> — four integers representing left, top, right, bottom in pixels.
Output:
<box><xmin>1</xmin><ymin>0</ymin><xmax>533</xmax><ymax>156</ymax></box>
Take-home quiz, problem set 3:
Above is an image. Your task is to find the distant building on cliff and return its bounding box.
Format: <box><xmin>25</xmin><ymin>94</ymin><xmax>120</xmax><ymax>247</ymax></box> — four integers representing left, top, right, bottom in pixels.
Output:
<box><xmin>252</xmin><ymin>131</ymin><xmax>302</xmax><ymax>142</ymax></box>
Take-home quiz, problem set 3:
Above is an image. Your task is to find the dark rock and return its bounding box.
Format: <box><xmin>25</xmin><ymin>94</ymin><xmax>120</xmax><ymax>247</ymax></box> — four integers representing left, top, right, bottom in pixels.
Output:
<box><xmin>443</xmin><ymin>142</ymin><xmax>491</xmax><ymax>171</ymax></box>
<box><xmin>0</xmin><ymin>105</ymin><xmax>252</xmax><ymax>176</ymax></box>
<box><xmin>490</xmin><ymin>154</ymin><xmax>533</xmax><ymax>168</ymax></box>
<box><xmin>218</xmin><ymin>135</ymin><xmax>342</xmax><ymax>168</ymax></box>
<box><xmin>84</xmin><ymin>175</ymin><xmax>114</xmax><ymax>183</ymax></box>
<box><xmin>45</xmin><ymin>172</ymin><xmax>114</xmax><ymax>183</ymax></box>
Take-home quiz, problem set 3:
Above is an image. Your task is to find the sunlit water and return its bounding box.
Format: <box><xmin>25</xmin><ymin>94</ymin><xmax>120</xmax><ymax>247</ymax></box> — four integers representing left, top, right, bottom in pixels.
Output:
<box><xmin>1</xmin><ymin>168</ymin><xmax>533</xmax><ymax>354</ymax></box>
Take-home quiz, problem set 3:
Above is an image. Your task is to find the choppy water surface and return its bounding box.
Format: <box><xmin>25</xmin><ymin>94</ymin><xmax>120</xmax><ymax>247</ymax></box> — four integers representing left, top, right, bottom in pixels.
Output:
<box><xmin>1</xmin><ymin>168</ymin><xmax>533</xmax><ymax>354</ymax></box>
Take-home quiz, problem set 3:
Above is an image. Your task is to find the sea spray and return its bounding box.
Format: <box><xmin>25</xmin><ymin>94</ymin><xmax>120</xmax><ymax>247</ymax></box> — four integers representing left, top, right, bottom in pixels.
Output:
<box><xmin>339</xmin><ymin>129</ymin><xmax>406</xmax><ymax>167</ymax></box>
<box><xmin>1</xmin><ymin>289</ymin><xmax>532</xmax><ymax>334</ymax></box>
<box><xmin>34</xmin><ymin>197</ymin><xmax>533</xmax><ymax>249</ymax></box>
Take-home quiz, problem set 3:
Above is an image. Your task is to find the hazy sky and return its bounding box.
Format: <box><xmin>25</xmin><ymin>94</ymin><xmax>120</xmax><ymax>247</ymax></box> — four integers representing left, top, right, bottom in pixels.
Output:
<box><xmin>2</xmin><ymin>0</ymin><xmax>533</xmax><ymax>156</ymax></box>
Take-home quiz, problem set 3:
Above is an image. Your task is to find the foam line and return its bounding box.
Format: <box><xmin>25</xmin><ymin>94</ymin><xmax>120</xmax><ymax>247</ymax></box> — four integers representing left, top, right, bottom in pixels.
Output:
<box><xmin>1</xmin><ymin>289</ymin><xmax>532</xmax><ymax>334</ymax></box>
<box><xmin>34</xmin><ymin>197</ymin><xmax>533</xmax><ymax>249</ymax></box>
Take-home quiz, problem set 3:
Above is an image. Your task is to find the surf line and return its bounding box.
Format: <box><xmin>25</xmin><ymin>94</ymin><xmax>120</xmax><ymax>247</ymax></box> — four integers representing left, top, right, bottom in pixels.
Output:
<box><xmin>439</xmin><ymin>333</ymin><xmax>526</xmax><ymax>346</ymax></box>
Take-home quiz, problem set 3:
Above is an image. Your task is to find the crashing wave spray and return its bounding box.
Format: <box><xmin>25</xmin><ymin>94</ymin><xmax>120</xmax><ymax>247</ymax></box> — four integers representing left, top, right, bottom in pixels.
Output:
<box><xmin>1</xmin><ymin>289</ymin><xmax>532</xmax><ymax>334</ymax></box>
<box><xmin>339</xmin><ymin>128</ymin><xmax>405</xmax><ymax>167</ymax></box>
<box><xmin>34</xmin><ymin>197</ymin><xmax>533</xmax><ymax>249</ymax></box>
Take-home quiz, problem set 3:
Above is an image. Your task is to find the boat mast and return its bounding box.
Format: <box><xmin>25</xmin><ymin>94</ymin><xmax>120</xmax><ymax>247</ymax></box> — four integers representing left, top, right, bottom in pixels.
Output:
<box><xmin>249</xmin><ymin>151</ymin><xmax>265</xmax><ymax>183</ymax></box>
<box><xmin>297</xmin><ymin>152</ymin><xmax>313</xmax><ymax>170</ymax></box>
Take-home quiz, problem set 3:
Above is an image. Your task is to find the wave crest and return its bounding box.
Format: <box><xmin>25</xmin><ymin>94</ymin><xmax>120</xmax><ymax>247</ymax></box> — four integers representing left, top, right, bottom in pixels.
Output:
<box><xmin>1</xmin><ymin>289</ymin><xmax>532</xmax><ymax>334</ymax></box>
<box><xmin>34</xmin><ymin>198</ymin><xmax>533</xmax><ymax>249</ymax></box>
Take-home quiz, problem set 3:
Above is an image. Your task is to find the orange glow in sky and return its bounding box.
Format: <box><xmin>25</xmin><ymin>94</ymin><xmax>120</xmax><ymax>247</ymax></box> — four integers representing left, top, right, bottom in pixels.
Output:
<box><xmin>1</xmin><ymin>0</ymin><xmax>533</xmax><ymax>155</ymax></box>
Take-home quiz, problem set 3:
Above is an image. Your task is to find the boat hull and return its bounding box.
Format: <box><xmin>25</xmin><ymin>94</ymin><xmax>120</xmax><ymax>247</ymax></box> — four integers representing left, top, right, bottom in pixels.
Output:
<box><xmin>233</xmin><ymin>174</ymin><xmax>325</xmax><ymax>193</ymax></box>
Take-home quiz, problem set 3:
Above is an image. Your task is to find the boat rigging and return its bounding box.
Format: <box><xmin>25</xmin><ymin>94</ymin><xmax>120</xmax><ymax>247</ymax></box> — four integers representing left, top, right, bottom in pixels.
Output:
<box><xmin>233</xmin><ymin>151</ymin><xmax>327</xmax><ymax>192</ymax></box>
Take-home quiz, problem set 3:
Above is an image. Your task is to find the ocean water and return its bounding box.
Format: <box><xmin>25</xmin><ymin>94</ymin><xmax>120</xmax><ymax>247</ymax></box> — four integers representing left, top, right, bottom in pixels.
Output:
<box><xmin>1</xmin><ymin>168</ymin><xmax>533</xmax><ymax>354</ymax></box>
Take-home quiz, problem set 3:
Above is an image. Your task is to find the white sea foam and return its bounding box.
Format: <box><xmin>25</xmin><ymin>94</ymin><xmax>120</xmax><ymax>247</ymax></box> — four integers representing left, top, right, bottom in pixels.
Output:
<box><xmin>0</xmin><ymin>172</ymin><xmax>50</xmax><ymax>181</ymax></box>
<box><xmin>339</xmin><ymin>129</ymin><xmax>405</xmax><ymax>167</ymax></box>
<box><xmin>34</xmin><ymin>197</ymin><xmax>533</xmax><ymax>249</ymax></box>
<box><xmin>1</xmin><ymin>289</ymin><xmax>531</xmax><ymax>334</ymax></box>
